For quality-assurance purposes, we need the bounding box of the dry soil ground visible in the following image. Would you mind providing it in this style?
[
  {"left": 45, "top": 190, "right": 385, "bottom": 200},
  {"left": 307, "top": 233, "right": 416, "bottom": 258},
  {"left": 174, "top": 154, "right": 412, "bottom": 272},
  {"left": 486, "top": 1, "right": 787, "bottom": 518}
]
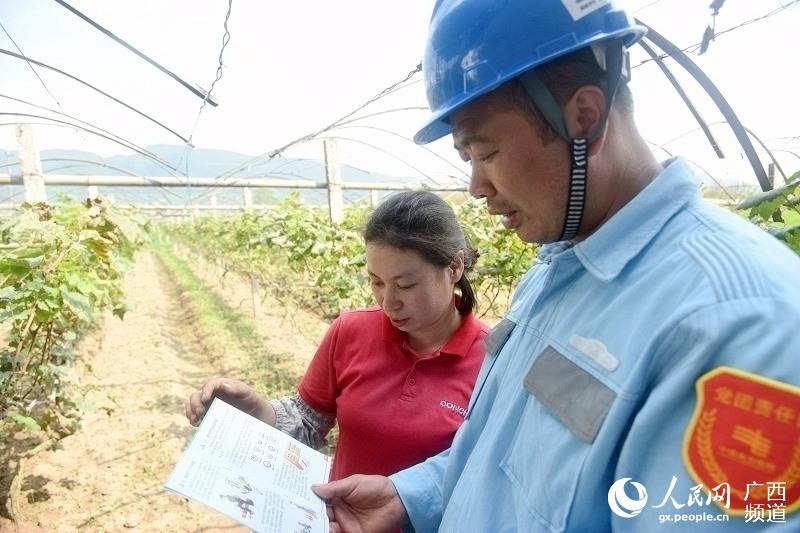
[{"left": 1, "top": 250, "right": 327, "bottom": 533}]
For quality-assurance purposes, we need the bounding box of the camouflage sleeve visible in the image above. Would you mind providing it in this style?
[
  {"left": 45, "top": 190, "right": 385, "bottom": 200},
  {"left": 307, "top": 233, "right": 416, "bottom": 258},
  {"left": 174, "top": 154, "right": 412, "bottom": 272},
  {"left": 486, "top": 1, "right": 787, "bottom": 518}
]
[{"left": 268, "top": 394, "right": 335, "bottom": 450}]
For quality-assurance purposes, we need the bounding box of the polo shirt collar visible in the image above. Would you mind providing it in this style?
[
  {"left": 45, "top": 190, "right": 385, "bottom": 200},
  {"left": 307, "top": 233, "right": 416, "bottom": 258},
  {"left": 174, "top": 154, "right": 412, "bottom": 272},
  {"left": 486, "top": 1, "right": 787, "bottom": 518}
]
[
  {"left": 542, "top": 157, "right": 699, "bottom": 282},
  {"left": 439, "top": 311, "right": 483, "bottom": 357},
  {"left": 380, "top": 309, "right": 482, "bottom": 358}
]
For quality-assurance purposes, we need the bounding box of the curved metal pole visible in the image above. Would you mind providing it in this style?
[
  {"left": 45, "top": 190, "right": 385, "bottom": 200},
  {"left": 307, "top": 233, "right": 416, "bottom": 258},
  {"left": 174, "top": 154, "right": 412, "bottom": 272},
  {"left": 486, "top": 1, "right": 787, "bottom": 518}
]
[
  {"left": 738, "top": 178, "right": 800, "bottom": 210},
  {"left": 636, "top": 20, "right": 772, "bottom": 191},
  {"left": 637, "top": 39, "right": 724, "bottom": 158},
  {"left": 0, "top": 48, "right": 189, "bottom": 143},
  {"left": 314, "top": 134, "right": 443, "bottom": 185},
  {"left": 52, "top": 0, "right": 218, "bottom": 106},
  {"left": 0, "top": 92, "right": 182, "bottom": 173},
  {"left": 645, "top": 139, "right": 674, "bottom": 158},
  {"left": 0, "top": 157, "right": 140, "bottom": 176},
  {"left": 771, "top": 149, "right": 800, "bottom": 163},
  {"left": 0, "top": 114, "right": 184, "bottom": 176},
  {"left": 331, "top": 124, "right": 469, "bottom": 183},
  {"left": 741, "top": 126, "right": 788, "bottom": 184},
  {"left": 652, "top": 119, "right": 789, "bottom": 184},
  {"left": 335, "top": 107, "right": 430, "bottom": 128}
]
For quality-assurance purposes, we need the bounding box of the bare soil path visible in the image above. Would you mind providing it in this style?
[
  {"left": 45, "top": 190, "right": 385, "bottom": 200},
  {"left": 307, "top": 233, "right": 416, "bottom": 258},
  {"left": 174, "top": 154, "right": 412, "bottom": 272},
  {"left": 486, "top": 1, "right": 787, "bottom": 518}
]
[{"left": 4, "top": 250, "right": 324, "bottom": 533}]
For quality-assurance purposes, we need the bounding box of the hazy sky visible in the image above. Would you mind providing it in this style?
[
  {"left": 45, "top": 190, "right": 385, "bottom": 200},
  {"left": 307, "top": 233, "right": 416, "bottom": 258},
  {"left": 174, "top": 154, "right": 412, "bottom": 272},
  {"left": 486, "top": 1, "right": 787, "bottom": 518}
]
[{"left": 1, "top": 0, "right": 798, "bottom": 185}]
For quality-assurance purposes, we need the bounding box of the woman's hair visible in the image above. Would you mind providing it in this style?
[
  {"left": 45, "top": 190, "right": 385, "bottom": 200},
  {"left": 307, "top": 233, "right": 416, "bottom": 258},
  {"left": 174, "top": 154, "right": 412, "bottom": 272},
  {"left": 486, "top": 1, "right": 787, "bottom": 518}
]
[{"left": 363, "top": 190, "right": 479, "bottom": 315}]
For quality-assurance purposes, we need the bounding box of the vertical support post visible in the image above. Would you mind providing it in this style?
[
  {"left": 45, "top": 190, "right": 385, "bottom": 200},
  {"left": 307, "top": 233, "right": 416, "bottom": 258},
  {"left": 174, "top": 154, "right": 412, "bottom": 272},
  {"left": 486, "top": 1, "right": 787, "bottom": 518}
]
[
  {"left": 88, "top": 185, "right": 99, "bottom": 200},
  {"left": 242, "top": 187, "right": 253, "bottom": 209},
  {"left": 324, "top": 139, "right": 344, "bottom": 223},
  {"left": 211, "top": 195, "right": 218, "bottom": 215},
  {"left": 767, "top": 163, "right": 775, "bottom": 189},
  {"left": 250, "top": 273, "right": 262, "bottom": 319},
  {"left": 216, "top": 256, "right": 226, "bottom": 285},
  {"left": 15, "top": 124, "right": 47, "bottom": 204},
  {"left": 370, "top": 189, "right": 380, "bottom": 208}
]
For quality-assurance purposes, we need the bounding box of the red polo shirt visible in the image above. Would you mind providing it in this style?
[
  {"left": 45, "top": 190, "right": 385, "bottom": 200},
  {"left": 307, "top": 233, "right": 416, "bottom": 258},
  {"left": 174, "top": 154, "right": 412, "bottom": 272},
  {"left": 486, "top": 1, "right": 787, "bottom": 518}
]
[{"left": 298, "top": 306, "right": 488, "bottom": 480}]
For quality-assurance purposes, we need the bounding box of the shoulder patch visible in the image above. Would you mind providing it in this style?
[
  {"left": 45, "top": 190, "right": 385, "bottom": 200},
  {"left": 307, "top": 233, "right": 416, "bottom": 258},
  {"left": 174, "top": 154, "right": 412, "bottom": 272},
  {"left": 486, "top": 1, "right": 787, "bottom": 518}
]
[
  {"left": 483, "top": 318, "right": 515, "bottom": 357},
  {"left": 683, "top": 367, "right": 800, "bottom": 515}
]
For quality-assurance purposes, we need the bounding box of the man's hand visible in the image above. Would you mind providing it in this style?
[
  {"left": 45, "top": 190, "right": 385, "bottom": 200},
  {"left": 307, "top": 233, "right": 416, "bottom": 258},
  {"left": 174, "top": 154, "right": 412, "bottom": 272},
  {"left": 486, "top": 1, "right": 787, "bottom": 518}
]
[
  {"left": 312, "top": 475, "right": 409, "bottom": 533},
  {"left": 185, "top": 377, "right": 274, "bottom": 426}
]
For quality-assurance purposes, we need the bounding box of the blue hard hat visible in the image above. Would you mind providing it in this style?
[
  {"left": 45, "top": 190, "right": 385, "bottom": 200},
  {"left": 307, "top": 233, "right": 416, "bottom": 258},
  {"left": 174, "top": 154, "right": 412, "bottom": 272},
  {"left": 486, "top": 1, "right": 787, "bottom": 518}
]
[{"left": 414, "top": 0, "right": 647, "bottom": 144}]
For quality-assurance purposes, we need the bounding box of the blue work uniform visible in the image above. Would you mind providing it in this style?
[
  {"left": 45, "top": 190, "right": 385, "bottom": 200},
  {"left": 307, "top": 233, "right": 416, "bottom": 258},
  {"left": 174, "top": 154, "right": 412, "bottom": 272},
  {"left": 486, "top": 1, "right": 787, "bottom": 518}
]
[{"left": 391, "top": 158, "right": 800, "bottom": 532}]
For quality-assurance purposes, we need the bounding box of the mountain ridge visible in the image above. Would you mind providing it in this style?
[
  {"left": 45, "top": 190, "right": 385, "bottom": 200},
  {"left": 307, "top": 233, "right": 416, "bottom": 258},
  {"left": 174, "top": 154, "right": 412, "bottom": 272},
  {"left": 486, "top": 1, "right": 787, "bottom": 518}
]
[{"left": 1, "top": 145, "right": 424, "bottom": 205}]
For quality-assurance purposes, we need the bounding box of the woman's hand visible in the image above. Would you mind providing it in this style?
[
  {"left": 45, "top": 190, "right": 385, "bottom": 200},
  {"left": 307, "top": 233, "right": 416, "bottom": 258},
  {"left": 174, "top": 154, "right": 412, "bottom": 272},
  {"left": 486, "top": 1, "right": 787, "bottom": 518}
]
[{"left": 185, "top": 377, "right": 275, "bottom": 426}]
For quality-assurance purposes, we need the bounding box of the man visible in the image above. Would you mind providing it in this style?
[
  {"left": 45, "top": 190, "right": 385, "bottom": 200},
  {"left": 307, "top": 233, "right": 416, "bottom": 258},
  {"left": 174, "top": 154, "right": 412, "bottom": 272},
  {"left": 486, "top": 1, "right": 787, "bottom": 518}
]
[{"left": 313, "top": 0, "right": 800, "bottom": 531}]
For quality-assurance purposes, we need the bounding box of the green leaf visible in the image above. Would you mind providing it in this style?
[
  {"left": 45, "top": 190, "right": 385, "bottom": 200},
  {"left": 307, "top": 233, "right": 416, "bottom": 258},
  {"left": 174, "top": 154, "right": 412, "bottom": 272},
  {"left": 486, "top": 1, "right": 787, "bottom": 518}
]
[
  {"left": 46, "top": 363, "right": 70, "bottom": 376},
  {"left": 2, "top": 255, "right": 44, "bottom": 268},
  {"left": 61, "top": 289, "right": 93, "bottom": 318},
  {"left": 43, "top": 286, "right": 60, "bottom": 297},
  {"left": 0, "top": 286, "right": 16, "bottom": 300},
  {"left": 34, "top": 307, "right": 53, "bottom": 323},
  {"left": 749, "top": 195, "right": 787, "bottom": 221},
  {"left": 112, "top": 303, "right": 129, "bottom": 319},
  {"left": 11, "top": 413, "right": 42, "bottom": 431},
  {"left": 13, "top": 247, "right": 47, "bottom": 259},
  {"left": 71, "top": 397, "right": 96, "bottom": 412},
  {"left": 78, "top": 229, "right": 102, "bottom": 241},
  {"left": 310, "top": 241, "right": 328, "bottom": 255}
]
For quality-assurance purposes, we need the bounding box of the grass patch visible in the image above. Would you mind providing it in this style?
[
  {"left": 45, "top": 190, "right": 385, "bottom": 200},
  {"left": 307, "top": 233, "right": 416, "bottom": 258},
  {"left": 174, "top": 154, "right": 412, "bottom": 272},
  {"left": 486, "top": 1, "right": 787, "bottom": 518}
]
[{"left": 150, "top": 240, "right": 302, "bottom": 399}]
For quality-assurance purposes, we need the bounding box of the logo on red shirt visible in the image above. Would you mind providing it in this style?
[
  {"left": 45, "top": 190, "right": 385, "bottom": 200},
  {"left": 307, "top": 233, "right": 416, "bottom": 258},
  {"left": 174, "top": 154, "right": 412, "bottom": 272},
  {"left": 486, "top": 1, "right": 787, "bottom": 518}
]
[{"left": 440, "top": 399, "right": 467, "bottom": 418}]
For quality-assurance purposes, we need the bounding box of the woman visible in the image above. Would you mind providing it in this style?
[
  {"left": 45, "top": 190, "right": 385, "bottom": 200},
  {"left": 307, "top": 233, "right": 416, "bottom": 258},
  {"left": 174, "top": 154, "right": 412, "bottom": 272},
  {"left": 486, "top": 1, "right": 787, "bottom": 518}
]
[{"left": 185, "top": 191, "right": 488, "bottom": 480}]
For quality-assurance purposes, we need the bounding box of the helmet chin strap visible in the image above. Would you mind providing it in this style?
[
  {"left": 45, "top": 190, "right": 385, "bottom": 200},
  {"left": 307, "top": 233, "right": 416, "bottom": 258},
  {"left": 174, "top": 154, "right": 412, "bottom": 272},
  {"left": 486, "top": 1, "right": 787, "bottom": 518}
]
[
  {"left": 519, "top": 42, "right": 625, "bottom": 242},
  {"left": 562, "top": 138, "right": 588, "bottom": 240}
]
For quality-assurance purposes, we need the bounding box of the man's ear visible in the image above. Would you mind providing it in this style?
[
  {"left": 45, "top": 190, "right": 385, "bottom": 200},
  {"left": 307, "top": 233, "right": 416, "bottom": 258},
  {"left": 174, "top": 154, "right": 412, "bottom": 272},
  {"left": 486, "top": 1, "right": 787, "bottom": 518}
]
[{"left": 564, "top": 85, "right": 607, "bottom": 155}]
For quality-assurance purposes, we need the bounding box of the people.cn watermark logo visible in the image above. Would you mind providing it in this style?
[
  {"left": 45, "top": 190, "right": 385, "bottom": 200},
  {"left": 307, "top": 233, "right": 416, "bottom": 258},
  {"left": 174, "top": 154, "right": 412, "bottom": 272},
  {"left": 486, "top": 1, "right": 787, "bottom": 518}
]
[{"left": 608, "top": 478, "right": 649, "bottom": 518}]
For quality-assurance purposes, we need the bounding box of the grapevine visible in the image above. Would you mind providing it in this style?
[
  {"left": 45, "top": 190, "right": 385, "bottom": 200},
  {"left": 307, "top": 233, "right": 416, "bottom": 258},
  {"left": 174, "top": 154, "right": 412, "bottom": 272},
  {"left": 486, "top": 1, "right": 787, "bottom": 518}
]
[{"left": 0, "top": 197, "right": 145, "bottom": 435}]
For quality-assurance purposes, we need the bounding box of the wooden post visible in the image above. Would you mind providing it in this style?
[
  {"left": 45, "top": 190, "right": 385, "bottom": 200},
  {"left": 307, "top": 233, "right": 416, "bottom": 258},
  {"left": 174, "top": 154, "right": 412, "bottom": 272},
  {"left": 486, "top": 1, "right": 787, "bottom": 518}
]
[
  {"left": 242, "top": 187, "right": 253, "bottom": 209},
  {"left": 370, "top": 189, "right": 380, "bottom": 208},
  {"left": 15, "top": 124, "right": 47, "bottom": 203},
  {"left": 216, "top": 257, "right": 226, "bottom": 284},
  {"left": 250, "top": 273, "right": 262, "bottom": 319},
  {"left": 767, "top": 163, "right": 775, "bottom": 189},
  {"left": 324, "top": 139, "right": 343, "bottom": 223},
  {"left": 211, "top": 195, "right": 218, "bottom": 215}
]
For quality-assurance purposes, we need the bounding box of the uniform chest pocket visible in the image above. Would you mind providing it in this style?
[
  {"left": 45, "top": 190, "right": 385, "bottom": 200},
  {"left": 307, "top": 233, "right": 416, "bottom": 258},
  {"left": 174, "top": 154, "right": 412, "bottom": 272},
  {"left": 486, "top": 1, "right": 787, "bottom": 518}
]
[{"left": 500, "top": 345, "right": 617, "bottom": 532}]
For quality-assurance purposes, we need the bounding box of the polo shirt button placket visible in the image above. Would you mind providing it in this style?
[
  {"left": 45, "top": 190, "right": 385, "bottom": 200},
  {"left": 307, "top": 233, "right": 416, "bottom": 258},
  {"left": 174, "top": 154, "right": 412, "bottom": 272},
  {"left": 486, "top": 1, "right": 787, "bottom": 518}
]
[{"left": 400, "top": 373, "right": 417, "bottom": 400}]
